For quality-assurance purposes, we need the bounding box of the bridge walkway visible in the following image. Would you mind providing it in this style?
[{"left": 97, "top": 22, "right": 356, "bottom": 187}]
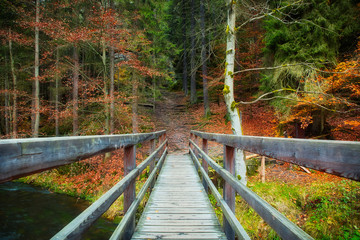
[{"left": 132, "top": 154, "right": 226, "bottom": 240}]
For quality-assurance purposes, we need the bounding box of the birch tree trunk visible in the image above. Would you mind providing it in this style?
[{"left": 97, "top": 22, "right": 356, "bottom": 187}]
[
  {"left": 72, "top": 45, "right": 79, "bottom": 136},
  {"left": 224, "top": 0, "right": 247, "bottom": 185},
  {"left": 200, "top": 0, "right": 210, "bottom": 117},
  {"left": 33, "top": 0, "right": 40, "bottom": 137},
  {"left": 9, "top": 28, "right": 17, "bottom": 138}
]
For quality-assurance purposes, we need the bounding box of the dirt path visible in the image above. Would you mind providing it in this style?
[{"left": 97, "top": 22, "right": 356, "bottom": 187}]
[{"left": 154, "top": 91, "right": 192, "bottom": 154}]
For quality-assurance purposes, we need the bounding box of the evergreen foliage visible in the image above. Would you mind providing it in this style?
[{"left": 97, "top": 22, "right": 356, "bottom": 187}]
[{"left": 261, "top": 0, "right": 360, "bottom": 118}]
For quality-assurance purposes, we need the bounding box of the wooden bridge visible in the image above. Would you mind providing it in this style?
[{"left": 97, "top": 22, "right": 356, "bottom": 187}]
[{"left": 1, "top": 130, "right": 359, "bottom": 239}]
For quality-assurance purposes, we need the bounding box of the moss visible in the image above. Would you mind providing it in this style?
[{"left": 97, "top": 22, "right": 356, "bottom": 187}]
[
  {"left": 223, "top": 85, "right": 230, "bottom": 95},
  {"left": 231, "top": 101, "right": 237, "bottom": 111}
]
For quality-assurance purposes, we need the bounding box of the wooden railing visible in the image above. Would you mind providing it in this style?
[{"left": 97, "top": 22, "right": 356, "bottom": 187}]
[
  {"left": 189, "top": 130, "right": 360, "bottom": 240},
  {"left": 0, "top": 130, "right": 167, "bottom": 240}
]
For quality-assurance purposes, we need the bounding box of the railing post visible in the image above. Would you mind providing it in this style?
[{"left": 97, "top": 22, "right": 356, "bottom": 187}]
[
  {"left": 194, "top": 134, "right": 198, "bottom": 156},
  {"left": 223, "top": 145, "right": 235, "bottom": 240},
  {"left": 202, "top": 138, "right": 209, "bottom": 193},
  {"left": 189, "top": 133, "right": 193, "bottom": 152},
  {"left": 123, "top": 145, "right": 136, "bottom": 240},
  {"left": 149, "top": 139, "right": 156, "bottom": 188}
]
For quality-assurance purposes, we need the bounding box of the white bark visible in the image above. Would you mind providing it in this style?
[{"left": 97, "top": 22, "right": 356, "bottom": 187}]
[{"left": 224, "top": 0, "right": 247, "bottom": 185}]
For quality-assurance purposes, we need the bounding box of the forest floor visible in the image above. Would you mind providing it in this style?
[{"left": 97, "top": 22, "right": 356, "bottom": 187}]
[
  {"left": 150, "top": 90, "right": 360, "bottom": 239},
  {"left": 152, "top": 90, "right": 342, "bottom": 185},
  {"left": 153, "top": 91, "right": 192, "bottom": 153}
]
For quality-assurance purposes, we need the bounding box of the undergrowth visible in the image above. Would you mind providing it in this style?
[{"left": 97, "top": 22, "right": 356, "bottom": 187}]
[
  {"left": 235, "top": 179, "right": 360, "bottom": 239},
  {"left": 19, "top": 148, "right": 152, "bottom": 222}
]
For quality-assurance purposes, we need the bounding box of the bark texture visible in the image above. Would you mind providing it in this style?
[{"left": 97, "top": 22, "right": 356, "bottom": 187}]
[{"left": 224, "top": 0, "right": 247, "bottom": 184}]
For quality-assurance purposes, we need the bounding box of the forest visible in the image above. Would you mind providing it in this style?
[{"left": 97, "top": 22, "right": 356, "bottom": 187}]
[
  {"left": 0, "top": 0, "right": 359, "bottom": 140},
  {"left": 0, "top": 0, "right": 359, "bottom": 239}
]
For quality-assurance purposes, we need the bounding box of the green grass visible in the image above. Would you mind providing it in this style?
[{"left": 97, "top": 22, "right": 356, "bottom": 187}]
[{"left": 235, "top": 179, "right": 360, "bottom": 239}]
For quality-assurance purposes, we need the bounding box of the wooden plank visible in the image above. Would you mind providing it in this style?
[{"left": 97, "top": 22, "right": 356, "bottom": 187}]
[
  {"left": 110, "top": 148, "right": 168, "bottom": 240},
  {"left": 140, "top": 213, "right": 218, "bottom": 220},
  {"left": 190, "top": 140, "right": 314, "bottom": 240},
  {"left": 190, "top": 148, "right": 250, "bottom": 240},
  {"left": 138, "top": 219, "right": 221, "bottom": 226},
  {"left": 132, "top": 154, "right": 226, "bottom": 240},
  {"left": 132, "top": 232, "right": 227, "bottom": 240},
  {"left": 223, "top": 145, "right": 235, "bottom": 240},
  {"left": 138, "top": 226, "right": 223, "bottom": 232},
  {"left": 0, "top": 130, "right": 166, "bottom": 183},
  {"left": 146, "top": 208, "right": 213, "bottom": 214},
  {"left": 123, "top": 145, "right": 136, "bottom": 239},
  {"left": 202, "top": 138, "right": 209, "bottom": 193},
  {"left": 191, "top": 130, "right": 360, "bottom": 181},
  {"left": 146, "top": 202, "right": 212, "bottom": 208}
]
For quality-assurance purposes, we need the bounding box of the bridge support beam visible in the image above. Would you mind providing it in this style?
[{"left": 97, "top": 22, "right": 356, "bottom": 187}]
[
  {"left": 124, "top": 145, "right": 136, "bottom": 240},
  {"left": 223, "top": 145, "right": 235, "bottom": 240}
]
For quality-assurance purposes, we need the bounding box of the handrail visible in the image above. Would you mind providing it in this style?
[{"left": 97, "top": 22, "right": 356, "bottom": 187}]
[
  {"left": 0, "top": 130, "right": 166, "bottom": 183},
  {"left": 191, "top": 130, "right": 360, "bottom": 181},
  {"left": 51, "top": 135, "right": 167, "bottom": 240},
  {"left": 110, "top": 147, "right": 167, "bottom": 240},
  {"left": 189, "top": 138, "right": 313, "bottom": 240},
  {"left": 189, "top": 148, "right": 250, "bottom": 240}
]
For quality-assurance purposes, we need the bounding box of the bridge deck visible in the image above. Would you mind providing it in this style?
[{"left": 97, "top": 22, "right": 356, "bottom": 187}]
[{"left": 132, "top": 154, "right": 226, "bottom": 240}]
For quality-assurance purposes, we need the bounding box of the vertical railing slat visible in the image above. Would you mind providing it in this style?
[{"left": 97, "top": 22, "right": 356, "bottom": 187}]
[
  {"left": 223, "top": 145, "right": 236, "bottom": 240},
  {"left": 123, "top": 145, "right": 136, "bottom": 240},
  {"left": 202, "top": 138, "right": 209, "bottom": 193},
  {"left": 149, "top": 139, "right": 156, "bottom": 188}
]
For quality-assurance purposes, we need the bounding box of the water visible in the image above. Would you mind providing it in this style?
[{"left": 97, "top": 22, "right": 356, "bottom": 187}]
[{"left": 0, "top": 182, "right": 117, "bottom": 240}]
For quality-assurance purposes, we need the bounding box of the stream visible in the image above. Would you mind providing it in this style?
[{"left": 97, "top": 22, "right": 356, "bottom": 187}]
[{"left": 0, "top": 182, "right": 117, "bottom": 240}]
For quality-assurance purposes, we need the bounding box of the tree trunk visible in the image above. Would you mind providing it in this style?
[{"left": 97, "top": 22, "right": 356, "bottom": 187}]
[
  {"left": 132, "top": 73, "right": 139, "bottom": 133},
  {"left": 224, "top": 0, "right": 247, "bottom": 185},
  {"left": 9, "top": 28, "right": 17, "bottom": 138},
  {"left": 55, "top": 47, "right": 60, "bottom": 136},
  {"left": 103, "top": 38, "right": 111, "bottom": 161},
  {"left": 33, "top": 0, "right": 40, "bottom": 137},
  {"left": 4, "top": 57, "right": 10, "bottom": 137},
  {"left": 110, "top": 45, "right": 115, "bottom": 134},
  {"left": 182, "top": 0, "right": 188, "bottom": 95},
  {"left": 102, "top": 40, "right": 110, "bottom": 136},
  {"left": 200, "top": 0, "right": 210, "bottom": 117},
  {"left": 190, "top": 0, "right": 197, "bottom": 104},
  {"left": 73, "top": 45, "right": 79, "bottom": 136}
]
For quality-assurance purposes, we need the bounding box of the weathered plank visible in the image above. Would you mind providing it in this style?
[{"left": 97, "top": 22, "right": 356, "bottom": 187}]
[
  {"left": 190, "top": 148, "right": 250, "bottom": 240},
  {"left": 123, "top": 145, "right": 136, "bottom": 239},
  {"left": 190, "top": 140, "right": 313, "bottom": 240},
  {"left": 110, "top": 148, "right": 168, "bottom": 240},
  {"left": 0, "top": 130, "right": 166, "bottom": 183},
  {"left": 191, "top": 130, "right": 360, "bottom": 181},
  {"left": 131, "top": 232, "right": 227, "bottom": 240},
  {"left": 223, "top": 145, "right": 236, "bottom": 240},
  {"left": 132, "top": 154, "right": 226, "bottom": 240},
  {"left": 138, "top": 225, "right": 223, "bottom": 232}
]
